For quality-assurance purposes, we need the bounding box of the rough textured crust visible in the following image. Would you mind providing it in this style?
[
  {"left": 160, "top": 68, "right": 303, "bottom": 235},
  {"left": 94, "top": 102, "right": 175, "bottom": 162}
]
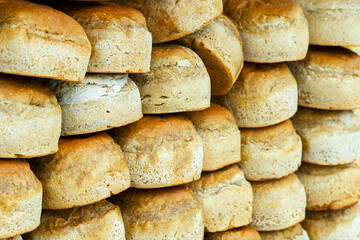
[
  {"left": 110, "top": 0, "right": 223, "bottom": 43},
  {"left": 214, "top": 63, "right": 298, "bottom": 128},
  {"left": 302, "top": 201, "right": 360, "bottom": 240},
  {"left": 205, "top": 226, "right": 261, "bottom": 240},
  {"left": 177, "top": 15, "right": 243, "bottom": 95},
  {"left": 250, "top": 174, "right": 306, "bottom": 231},
  {"left": 260, "top": 224, "right": 310, "bottom": 240},
  {"left": 224, "top": 0, "right": 308, "bottom": 63},
  {"left": 185, "top": 103, "right": 241, "bottom": 171},
  {"left": 130, "top": 44, "right": 211, "bottom": 114},
  {"left": 0, "top": 74, "right": 61, "bottom": 158},
  {"left": 288, "top": 47, "right": 360, "bottom": 110},
  {"left": 44, "top": 74, "right": 143, "bottom": 136},
  {"left": 57, "top": 2, "right": 152, "bottom": 73},
  {"left": 292, "top": 108, "right": 360, "bottom": 165},
  {"left": 24, "top": 200, "right": 126, "bottom": 240},
  {"left": 239, "top": 120, "right": 302, "bottom": 181},
  {"left": 113, "top": 115, "right": 203, "bottom": 188},
  {"left": 295, "top": 0, "right": 360, "bottom": 45},
  {"left": 33, "top": 132, "right": 130, "bottom": 210},
  {"left": 0, "top": 159, "right": 42, "bottom": 238},
  {"left": 296, "top": 161, "right": 360, "bottom": 211},
  {"left": 187, "top": 165, "right": 253, "bottom": 232},
  {"left": 112, "top": 187, "right": 205, "bottom": 240},
  {"left": 0, "top": 0, "right": 91, "bottom": 82}
]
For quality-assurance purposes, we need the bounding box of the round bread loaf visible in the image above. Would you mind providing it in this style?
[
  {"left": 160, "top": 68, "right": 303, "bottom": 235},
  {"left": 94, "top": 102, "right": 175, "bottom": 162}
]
[
  {"left": 44, "top": 74, "right": 142, "bottom": 136},
  {"left": 113, "top": 115, "right": 203, "bottom": 188},
  {"left": 295, "top": 0, "right": 360, "bottom": 46},
  {"left": 292, "top": 108, "right": 360, "bottom": 165},
  {"left": 239, "top": 120, "right": 302, "bottom": 181},
  {"left": 260, "top": 224, "right": 309, "bottom": 240},
  {"left": 0, "top": 74, "right": 61, "bottom": 158},
  {"left": 110, "top": 0, "right": 222, "bottom": 43},
  {"left": 57, "top": 2, "right": 152, "bottom": 73},
  {"left": 0, "top": 159, "right": 42, "bottom": 238},
  {"left": 205, "top": 226, "right": 261, "bottom": 240},
  {"left": 224, "top": 0, "right": 308, "bottom": 63},
  {"left": 250, "top": 173, "right": 306, "bottom": 231},
  {"left": 187, "top": 165, "right": 253, "bottom": 232},
  {"left": 24, "top": 200, "right": 125, "bottom": 240},
  {"left": 130, "top": 44, "right": 211, "bottom": 114},
  {"left": 0, "top": 0, "right": 91, "bottom": 82},
  {"left": 288, "top": 47, "right": 360, "bottom": 110},
  {"left": 214, "top": 63, "right": 298, "bottom": 128},
  {"left": 296, "top": 161, "right": 360, "bottom": 211},
  {"left": 33, "top": 132, "right": 130, "bottom": 209},
  {"left": 302, "top": 201, "right": 360, "bottom": 240},
  {"left": 185, "top": 103, "right": 241, "bottom": 171},
  {"left": 111, "top": 186, "right": 204, "bottom": 240},
  {"left": 177, "top": 15, "right": 243, "bottom": 95}
]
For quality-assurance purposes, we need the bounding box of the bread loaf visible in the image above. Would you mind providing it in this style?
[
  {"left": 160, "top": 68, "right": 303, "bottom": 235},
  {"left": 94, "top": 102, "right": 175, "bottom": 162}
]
[
  {"left": 110, "top": 0, "right": 222, "bottom": 43},
  {"left": 130, "top": 45, "right": 211, "bottom": 114},
  {"left": 214, "top": 63, "right": 298, "bottom": 128},
  {"left": 0, "top": 159, "right": 42, "bottom": 238},
  {"left": 57, "top": 2, "right": 152, "bottom": 73},
  {"left": 187, "top": 165, "right": 253, "bottom": 232},
  {"left": 113, "top": 115, "right": 203, "bottom": 188},
  {"left": 177, "top": 15, "right": 243, "bottom": 95},
  {"left": 0, "top": 0, "right": 91, "bottom": 82},
  {"left": 0, "top": 73, "right": 61, "bottom": 158},
  {"left": 33, "top": 132, "right": 130, "bottom": 209},
  {"left": 185, "top": 103, "right": 241, "bottom": 171},
  {"left": 112, "top": 187, "right": 205, "bottom": 240},
  {"left": 224, "top": 0, "right": 308, "bottom": 63}
]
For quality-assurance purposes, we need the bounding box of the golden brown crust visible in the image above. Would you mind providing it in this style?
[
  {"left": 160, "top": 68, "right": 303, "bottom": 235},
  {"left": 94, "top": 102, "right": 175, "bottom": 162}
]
[
  {"left": 57, "top": 2, "right": 146, "bottom": 27},
  {"left": 36, "top": 200, "right": 118, "bottom": 231},
  {"left": 149, "top": 44, "right": 200, "bottom": 68},
  {"left": 186, "top": 103, "right": 237, "bottom": 128},
  {"left": 0, "top": 158, "right": 30, "bottom": 174},
  {"left": 0, "top": 0, "right": 90, "bottom": 47},
  {"left": 0, "top": 73, "right": 58, "bottom": 106},
  {"left": 112, "top": 186, "right": 204, "bottom": 239},
  {"left": 116, "top": 186, "right": 194, "bottom": 209},
  {"left": 237, "top": 63, "right": 295, "bottom": 95},
  {"left": 205, "top": 226, "right": 261, "bottom": 240},
  {"left": 34, "top": 132, "right": 130, "bottom": 209},
  {"left": 56, "top": 132, "right": 118, "bottom": 153},
  {"left": 111, "top": 0, "right": 222, "bottom": 43},
  {"left": 298, "top": 161, "right": 358, "bottom": 176},
  {"left": 115, "top": 115, "right": 196, "bottom": 141},
  {"left": 296, "top": 161, "right": 360, "bottom": 211},
  {"left": 241, "top": 119, "right": 295, "bottom": 142},
  {"left": 0, "top": 159, "right": 42, "bottom": 238},
  {"left": 0, "top": 159, "right": 42, "bottom": 196},
  {"left": 225, "top": 0, "right": 302, "bottom": 23},
  {"left": 251, "top": 173, "right": 298, "bottom": 194},
  {"left": 304, "top": 46, "right": 360, "bottom": 72},
  {"left": 0, "top": 159, "right": 42, "bottom": 198},
  {"left": 176, "top": 14, "right": 243, "bottom": 95}
]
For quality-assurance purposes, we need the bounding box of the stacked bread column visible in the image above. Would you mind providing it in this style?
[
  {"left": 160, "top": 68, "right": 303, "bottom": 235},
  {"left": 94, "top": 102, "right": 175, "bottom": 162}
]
[
  {"left": 0, "top": 0, "right": 90, "bottom": 238},
  {"left": 0, "top": 1, "right": 152, "bottom": 239},
  {"left": 209, "top": 0, "right": 310, "bottom": 238},
  {"left": 284, "top": 1, "right": 360, "bottom": 237},
  {"left": 90, "top": 0, "right": 257, "bottom": 238}
]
